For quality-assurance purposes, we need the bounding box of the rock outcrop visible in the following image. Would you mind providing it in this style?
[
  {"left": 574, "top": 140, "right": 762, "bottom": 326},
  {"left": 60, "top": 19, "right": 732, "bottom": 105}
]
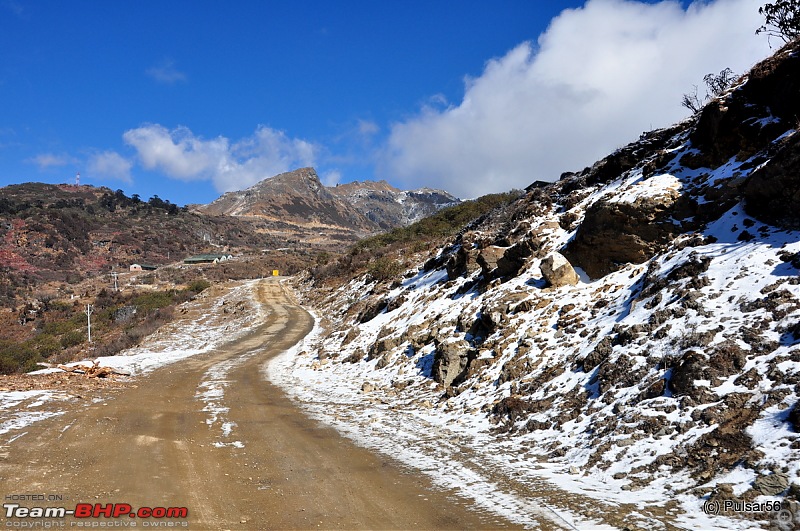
[
  {"left": 689, "top": 41, "right": 800, "bottom": 170},
  {"left": 563, "top": 185, "right": 697, "bottom": 279},
  {"left": 476, "top": 246, "right": 505, "bottom": 277},
  {"left": 293, "top": 39, "right": 800, "bottom": 529},
  {"left": 431, "top": 338, "right": 475, "bottom": 387},
  {"left": 445, "top": 246, "right": 481, "bottom": 280},
  {"left": 744, "top": 133, "right": 800, "bottom": 229},
  {"left": 539, "top": 253, "right": 579, "bottom": 287},
  {"left": 495, "top": 239, "right": 539, "bottom": 279},
  {"left": 753, "top": 472, "right": 790, "bottom": 496}
]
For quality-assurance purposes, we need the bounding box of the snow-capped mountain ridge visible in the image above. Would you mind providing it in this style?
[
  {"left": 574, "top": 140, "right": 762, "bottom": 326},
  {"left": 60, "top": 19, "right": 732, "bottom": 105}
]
[
  {"left": 327, "top": 179, "right": 460, "bottom": 229},
  {"left": 197, "top": 168, "right": 460, "bottom": 233}
]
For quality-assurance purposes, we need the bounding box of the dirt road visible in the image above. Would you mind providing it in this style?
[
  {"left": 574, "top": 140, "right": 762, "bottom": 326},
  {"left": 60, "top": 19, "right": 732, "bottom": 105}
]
[{"left": 0, "top": 280, "right": 518, "bottom": 530}]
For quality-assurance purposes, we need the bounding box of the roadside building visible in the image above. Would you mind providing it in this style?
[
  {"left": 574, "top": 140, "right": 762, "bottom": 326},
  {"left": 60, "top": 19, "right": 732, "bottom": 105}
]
[
  {"left": 129, "top": 263, "right": 158, "bottom": 272},
  {"left": 183, "top": 254, "right": 233, "bottom": 265}
]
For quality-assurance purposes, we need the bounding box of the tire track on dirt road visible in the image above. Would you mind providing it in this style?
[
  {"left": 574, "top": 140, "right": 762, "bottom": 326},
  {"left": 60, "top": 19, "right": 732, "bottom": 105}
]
[{"left": 0, "top": 279, "right": 520, "bottom": 530}]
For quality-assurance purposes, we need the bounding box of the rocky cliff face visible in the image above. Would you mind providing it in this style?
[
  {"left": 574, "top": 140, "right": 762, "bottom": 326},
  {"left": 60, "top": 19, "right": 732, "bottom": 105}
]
[
  {"left": 287, "top": 41, "right": 800, "bottom": 529},
  {"left": 197, "top": 168, "right": 377, "bottom": 234},
  {"left": 327, "top": 180, "right": 459, "bottom": 230}
]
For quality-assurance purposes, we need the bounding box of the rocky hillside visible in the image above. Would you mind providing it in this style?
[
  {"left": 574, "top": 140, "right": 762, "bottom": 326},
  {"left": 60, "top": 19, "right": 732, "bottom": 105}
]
[
  {"left": 0, "top": 184, "right": 311, "bottom": 307},
  {"left": 327, "top": 179, "right": 459, "bottom": 230},
  {"left": 196, "top": 167, "right": 459, "bottom": 237},
  {"left": 287, "top": 41, "right": 800, "bottom": 529},
  {"left": 197, "top": 168, "right": 375, "bottom": 234}
]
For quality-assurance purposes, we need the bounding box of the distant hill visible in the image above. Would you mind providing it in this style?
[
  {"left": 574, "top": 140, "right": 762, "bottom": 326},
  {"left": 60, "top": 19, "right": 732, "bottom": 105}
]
[
  {"left": 195, "top": 167, "right": 460, "bottom": 233},
  {"left": 0, "top": 184, "right": 289, "bottom": 305},
  {"left": 0, "top": 173, "right": 460, "bottom": 309},
  {"left": 195, "top": 168, "right": 377, "bottom": 242},
  {"left": 327, "top": 179, "right": 459, "bottom": 230}
]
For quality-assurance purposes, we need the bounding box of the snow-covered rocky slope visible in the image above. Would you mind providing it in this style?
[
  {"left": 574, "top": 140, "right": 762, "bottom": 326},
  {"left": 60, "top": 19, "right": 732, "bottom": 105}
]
[{"left": 272, "top": 42, "right": 800, "bottom": 530}]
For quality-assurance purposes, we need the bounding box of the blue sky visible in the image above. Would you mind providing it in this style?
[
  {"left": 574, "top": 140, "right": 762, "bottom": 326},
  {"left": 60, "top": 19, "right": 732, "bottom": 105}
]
[{"left": 0, "top": 0, "right": 773, "bottom": 205}]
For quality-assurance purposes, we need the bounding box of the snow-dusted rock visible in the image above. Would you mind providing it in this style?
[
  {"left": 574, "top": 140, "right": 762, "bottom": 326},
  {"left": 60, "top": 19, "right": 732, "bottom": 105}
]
[
  {"left": 431, "top": 338, "right": 474, "bottom": 387},
  {"left": 754, "top": 472, "right": 790, "bottom": 496},
  {"left": 539, "top": 252, "right": 579, "bottom": 287}
]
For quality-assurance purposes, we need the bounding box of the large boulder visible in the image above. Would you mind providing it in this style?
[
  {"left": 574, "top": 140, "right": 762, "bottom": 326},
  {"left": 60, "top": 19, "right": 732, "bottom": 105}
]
[
  {"left": 472, "top": 240, "right": 541, "bottom": 281},
  {"left": 357, "top": 298, "right": 388, "bottom": 323},
  {"left": 476, "top": 246, "right": 505, "bottom": 277},
  {"left": 753, "top": 472, "right": 790, "bottom": 496},
  {"left": 367, "top": 336, "right": 400, "bottom": 360},
  {"left": 540, "top": 253, "right": 579, "bottom": 287},
  {"left": 446, "top": 246, "right": 481, "bottom": 280},
  {"left": 788, "top": 402, "right": 800, "bottom": 433},
  {"left": 668, "top": 350, "right": 714, "bottom": 403},
  {"left": 431, "top": 338, "right": 476, "bottom": 387},
  {"left": 495, "top": 239, "right": 539, "bottom": 279},
  {"left": 464, "top": 303, "right": 508, "bottom": 344},
  {"left": 563, "top": 186, "right": 696, "bottom": 279}
]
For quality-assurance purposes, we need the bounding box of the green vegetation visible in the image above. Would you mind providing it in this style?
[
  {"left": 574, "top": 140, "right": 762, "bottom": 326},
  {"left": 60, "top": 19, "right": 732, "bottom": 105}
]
[
  {"left": 367, "top": 256, "right": 404, "bottom": 281},
  {"left": 0, "top": 282, "right": 213, "bottom": 375},
  {"left": 313, "top": 191, "right": 521, "bottom": 283},
  {"left": 0, "top": 341, "right": 38, "bottom": 373},
  {"left": 353, "top": 192, "right": 519, "bottom": 253},
  {"left": 187, "top": 279, "right": 212, "bottom": 293},
  {"left": 130, "top": 291, "right": 176, "bottom": 313},
  {"left": 60, "top": 330, "right": 85, "bottom": 349}
]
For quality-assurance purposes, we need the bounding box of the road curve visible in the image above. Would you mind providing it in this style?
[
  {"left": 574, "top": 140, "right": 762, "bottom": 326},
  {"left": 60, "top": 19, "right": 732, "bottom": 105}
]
[{"left": 0, "top": 279, "right": 519, "bottom": 530}]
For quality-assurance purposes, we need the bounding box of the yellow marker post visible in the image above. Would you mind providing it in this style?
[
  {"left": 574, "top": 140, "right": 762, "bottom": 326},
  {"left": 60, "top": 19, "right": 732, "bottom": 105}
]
[{"left": 272, "top": 270, "right": 279, "bottom": 276}]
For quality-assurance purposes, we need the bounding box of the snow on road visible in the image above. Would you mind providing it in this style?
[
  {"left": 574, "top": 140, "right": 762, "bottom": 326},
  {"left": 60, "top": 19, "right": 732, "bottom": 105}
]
[
  {"left": 267, "top": 312, "right": 604, "bottom": 530},
  {"left": 0, "top": 279, "right": 264, "bottom": 442},
  {"left": 266, "top": 301, "right": 763, "bottom": 531},
  {"left": 1, "top": 266, "right": 788, "bottom": 529}
]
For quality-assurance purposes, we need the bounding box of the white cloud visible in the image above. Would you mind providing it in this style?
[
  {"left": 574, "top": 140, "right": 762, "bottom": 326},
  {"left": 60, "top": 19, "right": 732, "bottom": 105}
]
[
  {"left": 146, "top": 59, "right": 187, "bottom": 85},
  {"left": 380, "top": 0, "right": 772, "bottom": 198},
  {"left": 28, "top": 153, "right": 76, "bottom": 170},
  {"left": 87, "top": 151, "right": 133, "bottom": 183},
  {"left": 321, "top": 170, "right": 342, "bottom": 187},
  {"left": 123, "top": 124, "right": 316, "bottom": 192},
  {"left": 357, "top": 120, "right": 380, "bottom": 137},
  {"left": 124, "top": 125, "right": 228, "bottom": 180}
]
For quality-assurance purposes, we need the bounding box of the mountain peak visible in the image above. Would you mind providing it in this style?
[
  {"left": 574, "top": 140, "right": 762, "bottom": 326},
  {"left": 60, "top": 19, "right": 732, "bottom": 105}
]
[
  {"left": 247, "top": 167, "right": 324, "bottom": 197},
  {"left": 197, "top": 168, "right": 461, "bottom": 234}
]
